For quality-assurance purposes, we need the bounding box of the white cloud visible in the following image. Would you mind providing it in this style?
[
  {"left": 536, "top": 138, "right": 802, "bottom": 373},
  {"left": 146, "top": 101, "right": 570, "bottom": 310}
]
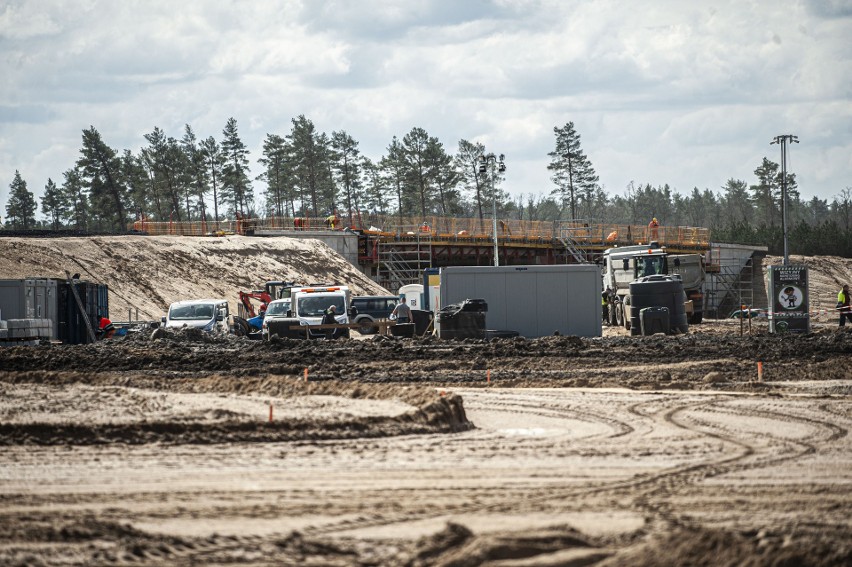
[{"left": 1, "top": 0, "right": 850, "bottom": 213}]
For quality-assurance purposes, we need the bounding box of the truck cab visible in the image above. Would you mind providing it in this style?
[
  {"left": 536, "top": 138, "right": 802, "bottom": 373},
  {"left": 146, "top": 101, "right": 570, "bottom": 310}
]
[{"left": 289, "top": 286, "right": 352, "bottom": 339}]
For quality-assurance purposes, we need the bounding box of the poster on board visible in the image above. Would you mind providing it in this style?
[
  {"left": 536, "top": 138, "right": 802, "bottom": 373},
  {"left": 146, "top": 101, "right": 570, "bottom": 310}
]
[{"left": 768, "top": 265, "right": 810, "bottom": 334}]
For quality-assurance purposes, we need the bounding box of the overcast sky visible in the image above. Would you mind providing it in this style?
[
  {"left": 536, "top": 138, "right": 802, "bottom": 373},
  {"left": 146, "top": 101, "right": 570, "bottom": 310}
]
[{"left": 1, "top": 0, "right": 850, "bottom": 219}]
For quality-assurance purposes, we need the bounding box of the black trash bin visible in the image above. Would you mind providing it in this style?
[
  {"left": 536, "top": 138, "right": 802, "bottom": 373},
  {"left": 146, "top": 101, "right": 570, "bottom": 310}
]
[
  {"left": 390, "top": 323, "right": 415, "bottom": 338},
  {"left": 438, "top": 300, "right": 487, "bottom": 339},
  {"left": 410, "top": 309, "right": 434, "bottom": 337}
]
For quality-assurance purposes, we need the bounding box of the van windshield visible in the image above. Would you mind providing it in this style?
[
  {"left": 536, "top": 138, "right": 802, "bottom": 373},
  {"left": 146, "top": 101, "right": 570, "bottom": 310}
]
[
  {"left": 298, "top": 295, "right": 345, "bottom": 317},
  {"left": 266, "top": 301, "right": 290, "bottom": 316},
  {"left": 170, "top": 304, "right": 215, "bottom": 320}
]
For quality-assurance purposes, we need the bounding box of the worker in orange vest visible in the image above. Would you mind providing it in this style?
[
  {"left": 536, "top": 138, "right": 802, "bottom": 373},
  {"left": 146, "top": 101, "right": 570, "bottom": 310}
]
[{"left": 648, "top": 217, "right": 660, "bottom": 241}]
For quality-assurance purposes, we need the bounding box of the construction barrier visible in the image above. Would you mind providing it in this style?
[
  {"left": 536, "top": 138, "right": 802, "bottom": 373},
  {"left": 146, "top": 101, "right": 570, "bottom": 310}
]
[{"left": 129, "top": 215, "right": 711, "bottom": 249}]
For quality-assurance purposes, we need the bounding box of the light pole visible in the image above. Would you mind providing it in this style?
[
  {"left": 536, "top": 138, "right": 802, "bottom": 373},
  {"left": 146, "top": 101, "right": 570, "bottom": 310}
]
[
  {"left": 770, "top": 134, "right": 799, "bottom": 266},
  {"left": 479, "top": 153, "right": 506, "bottom": 267}
]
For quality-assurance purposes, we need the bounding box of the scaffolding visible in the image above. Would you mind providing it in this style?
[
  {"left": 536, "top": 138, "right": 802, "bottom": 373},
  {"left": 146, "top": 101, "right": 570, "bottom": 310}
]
[
  {"left": 377, "top": 233, "right": 432, "bottom": 293},
  {"left": 706, "top": 253, "right": 762, "bottom": 318}
]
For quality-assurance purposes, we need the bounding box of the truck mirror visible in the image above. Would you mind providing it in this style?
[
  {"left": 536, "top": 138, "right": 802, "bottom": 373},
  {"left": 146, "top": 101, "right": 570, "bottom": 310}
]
[
  {"left": 161, "top": 316, "right": 166, "bottom": 324},
  {"left": 622, "top": 259, "right": 629, "bottom": 271},
  {"left": 286, "top": 310, "right": 293, "bottom": 317},
  {"left": 349, "top": 306, "right": 358, "bottom": 317},
  {"left": 216, "top": 314, "right": 224, "bottom": 321},
  {"left": 673, "top": 258, "right": 681, "bottom": 268}
]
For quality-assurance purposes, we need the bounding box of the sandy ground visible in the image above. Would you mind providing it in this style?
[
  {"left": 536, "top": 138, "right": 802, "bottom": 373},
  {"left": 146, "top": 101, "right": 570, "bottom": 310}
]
[
  {"left": 1, "top": 237, "right": 851, "bottom": 565},
  {"left": 2, "top": 319, "right": 852, "bottom": 566}
]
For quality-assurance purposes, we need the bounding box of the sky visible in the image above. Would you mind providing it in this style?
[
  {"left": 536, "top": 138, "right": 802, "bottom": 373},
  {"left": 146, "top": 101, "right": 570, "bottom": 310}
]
[{"left": 1, "top": 0, "right": 851, "bottom": 219}]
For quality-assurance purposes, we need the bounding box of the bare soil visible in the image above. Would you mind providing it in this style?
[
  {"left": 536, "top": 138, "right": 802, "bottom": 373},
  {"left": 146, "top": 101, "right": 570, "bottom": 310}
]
[{"left": 1, "top": 237, "right": 851, "bottom": 566}]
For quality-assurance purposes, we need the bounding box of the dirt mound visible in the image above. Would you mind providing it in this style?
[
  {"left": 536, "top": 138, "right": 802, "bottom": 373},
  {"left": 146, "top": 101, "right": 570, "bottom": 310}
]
[
  {"left": 0, "top": 373, "right": 472, "bottom": 446},
  {"left": 0, "top": 235, "right": 387, "bottom": 320}
]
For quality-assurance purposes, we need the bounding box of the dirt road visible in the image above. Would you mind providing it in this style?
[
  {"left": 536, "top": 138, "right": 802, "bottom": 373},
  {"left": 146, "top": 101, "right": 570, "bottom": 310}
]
[{"left": 2, "top": 320, "right": 851, "bottom": 565}]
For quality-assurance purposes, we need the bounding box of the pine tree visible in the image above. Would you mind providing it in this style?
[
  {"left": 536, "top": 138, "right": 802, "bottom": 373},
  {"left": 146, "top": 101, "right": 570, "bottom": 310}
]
[
  {"left": 41, "top": 178, "right": 68, "bottom": 230},
  {"left": 425, "top": 137, "right": 460, "bottom": 218},
  {"left": 76, "top": 126, "right": 129, "bottom": 230},
  {"left": 331, "top": 130, "right": 362, "bottom": 227},
  {"left": 455, "top": 139, "right": 488, "bottom": 225},
  {"left": 360, "top": 156, "right": 390, "bottom": 216},
  {"left": 62, "top": 168, "right": 88, "bottom": 230},
  {"left": 257, "top": 133, "right": 291, "bottom": 218},
  {"left": 181, "top": 124, "right": 210, "bottom": 221},
  {"left": 5, "top": 170, "right": 37, "bottom": 229},
  {"left": 220, "top": 117, "right": 253, "bottom": 217},
  {"left": 142, "top": 127, "right": 186, "bottom": 221},
  {"left": 380, "top": 136, "right": 408, "bottom": 218},
  {"left": 547, "top": 122, "right": 599, "bottom": 221},
  {"left": 288, "top": 115, "right": 331, "bottom": 217},
  {"left": 200, "top": 136, "right": 224, "bottom": 226},
  {"left": 120, "top": 150, "right": 152, "bottom": 221},
  {"left": 401, "top": 127, "right": 434, "bottom": 218}
]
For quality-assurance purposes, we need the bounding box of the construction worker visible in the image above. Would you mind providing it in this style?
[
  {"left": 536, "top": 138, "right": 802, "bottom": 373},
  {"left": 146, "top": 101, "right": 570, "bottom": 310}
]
[
  {"left": 97, "top": 315, "right": 115, "bottom": 340},
  {"left": 648, "top": 217, "right": 660, "bottom": 242},
  {"left": 601, "top": 290, "right": 610, "bottom": 326},
  {"left": 390, "top": 296, "right": 412, "bottom": 324},
  {"left": 837, "top": 284, "right": 851, "bottom": 327},
  {"left": 322, "top": 305, "right": 338, "bottom": 339}
]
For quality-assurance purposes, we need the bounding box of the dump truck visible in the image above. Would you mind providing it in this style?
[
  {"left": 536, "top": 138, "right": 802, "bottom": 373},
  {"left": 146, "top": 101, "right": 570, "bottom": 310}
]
[{"left": 603, "top": 243, "right": 705, "bottom": 329}]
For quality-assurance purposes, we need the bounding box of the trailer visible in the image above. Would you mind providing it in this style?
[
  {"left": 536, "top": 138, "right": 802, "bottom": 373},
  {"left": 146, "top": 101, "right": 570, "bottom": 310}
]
[{"left": 438, "top": 265, "right": 602, "bottom": 338}]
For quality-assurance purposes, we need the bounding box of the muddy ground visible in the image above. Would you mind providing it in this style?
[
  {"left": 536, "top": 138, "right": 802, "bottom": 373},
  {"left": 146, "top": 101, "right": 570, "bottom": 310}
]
[{"left": 2, "top": 319, "right": 851, "bottom": 566}]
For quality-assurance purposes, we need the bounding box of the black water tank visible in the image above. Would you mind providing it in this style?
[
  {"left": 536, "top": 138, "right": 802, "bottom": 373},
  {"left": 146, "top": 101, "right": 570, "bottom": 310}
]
[
  {"left": 437, "top": 301, "right": 486, "bottom": 339},
  {"left": 629, "top": 275, "right": 689, "bottom": 335}
]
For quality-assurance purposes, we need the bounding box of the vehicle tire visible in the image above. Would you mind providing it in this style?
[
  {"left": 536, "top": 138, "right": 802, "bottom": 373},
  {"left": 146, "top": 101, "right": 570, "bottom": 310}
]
[
  {"left": 615, "top": 303, "right": 624, "bottom": 327},
  {"left": 233, "top": 316, "right": 250, "bottom": 337},
  {"left": 358, "top": 317, "right": 376, "bottom": 335},
  {"left": 608, "top": 303, "right": 618, "bottom": 326},
  {"left": 689, "top": 311, "right": 703, "bottom": 324}
]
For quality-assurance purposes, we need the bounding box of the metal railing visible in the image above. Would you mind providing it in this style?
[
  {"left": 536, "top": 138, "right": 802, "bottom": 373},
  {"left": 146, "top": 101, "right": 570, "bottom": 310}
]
[{"left": 130, "top": 215, "right": 711, "bottom": 249}]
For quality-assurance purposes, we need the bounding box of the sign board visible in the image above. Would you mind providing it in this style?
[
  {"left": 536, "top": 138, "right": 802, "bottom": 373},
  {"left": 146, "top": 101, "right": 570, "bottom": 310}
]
[{"left": 768, "top": 265, "right": 809, "bottom": 333}]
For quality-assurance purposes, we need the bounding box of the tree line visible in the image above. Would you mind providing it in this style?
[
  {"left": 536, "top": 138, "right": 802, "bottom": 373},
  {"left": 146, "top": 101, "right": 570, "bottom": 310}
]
[{"left": 3, "top": 118, "right": 852, "bottom": 257}]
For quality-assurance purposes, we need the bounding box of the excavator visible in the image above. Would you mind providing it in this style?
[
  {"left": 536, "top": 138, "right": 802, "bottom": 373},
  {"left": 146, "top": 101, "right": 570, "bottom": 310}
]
[{"left": 235, "top": 281, "right": 295, "bottom": 336}]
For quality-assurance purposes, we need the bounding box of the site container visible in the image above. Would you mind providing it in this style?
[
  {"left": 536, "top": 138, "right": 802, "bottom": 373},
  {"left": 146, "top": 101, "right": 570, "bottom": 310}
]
[
  {"left": 57, "top": 280, "right": 109, "bottom": 344},
  {"left": 438, "top": 265, "right": 602, "bottom": 338},
  {"left": 0, "top": 279, "right": 59, "bottom": 339}
]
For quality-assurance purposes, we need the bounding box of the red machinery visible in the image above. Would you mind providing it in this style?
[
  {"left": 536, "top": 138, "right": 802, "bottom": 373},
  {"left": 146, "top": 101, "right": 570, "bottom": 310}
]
[{"left": 238, "top": 281, "right": 295, "bottom": 318}]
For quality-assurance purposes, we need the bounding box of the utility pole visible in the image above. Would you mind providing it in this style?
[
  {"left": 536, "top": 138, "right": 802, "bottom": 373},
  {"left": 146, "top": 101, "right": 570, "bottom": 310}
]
[
  {"left": 770, "top": 135, "right": 799, "bottom": 266},
  {"left": 479, "top": 153, "right": 507, "bottom": 267}
]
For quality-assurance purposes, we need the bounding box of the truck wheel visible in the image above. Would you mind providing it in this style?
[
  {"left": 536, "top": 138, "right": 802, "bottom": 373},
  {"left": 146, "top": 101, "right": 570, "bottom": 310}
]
[
  {"left": 233, "top": 317, "right": 250, "bottom": 337},
  {"left": 689, "top": 312, "right": 703, "bottom": 324},
  {"left": 358, "top": 318, "right": 375, "bottom": 335},
  {"left": 615, "top": 304, "right": 624, "bottom": 327}
]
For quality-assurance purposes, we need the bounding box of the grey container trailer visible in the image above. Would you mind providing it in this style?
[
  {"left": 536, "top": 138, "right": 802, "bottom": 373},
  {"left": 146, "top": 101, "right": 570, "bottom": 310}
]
[
  {"left": 438, "top": 265, "right": 602, "bottom": 338},
  {"left": 0, "top": 279, "right": 59, "bottom": 339},
  {"left": 0, "top": 278, "right": 108, "bottom": 344}
]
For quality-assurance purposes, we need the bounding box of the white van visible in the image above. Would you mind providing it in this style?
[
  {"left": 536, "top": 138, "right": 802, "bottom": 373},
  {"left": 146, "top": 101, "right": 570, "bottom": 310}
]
[
  {"left": 290, "top": 286, "right": 351, "bottom": 339},
  {"left": 163, "top": 299, "right": 230, "bottom": 334}
]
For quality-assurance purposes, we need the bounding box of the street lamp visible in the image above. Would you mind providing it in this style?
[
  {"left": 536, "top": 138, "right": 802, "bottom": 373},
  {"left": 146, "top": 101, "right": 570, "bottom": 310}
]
[
  {"left": 770, "top": 134, "right": 799, "bottom": 266},
  {"left": 479, "top": 153, "right": 506, "bottom": 267}
]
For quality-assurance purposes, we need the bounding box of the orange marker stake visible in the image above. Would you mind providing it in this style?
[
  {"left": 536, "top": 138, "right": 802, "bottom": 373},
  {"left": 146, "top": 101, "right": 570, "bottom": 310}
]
[
  {"left": 269, "top": 402, "right": 273, "bottom": 423},
  {"left": 757, "top": 361, "right": 763, "bottom": 381},
  {"left": 487, "top": 369, "right": 491, "bottom": 384},
  {"left": 304, "top": 367, "right": 308, "bottom": 383}
]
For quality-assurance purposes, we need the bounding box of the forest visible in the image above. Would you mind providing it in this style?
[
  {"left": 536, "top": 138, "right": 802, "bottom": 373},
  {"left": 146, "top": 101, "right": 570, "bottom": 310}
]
[{"left": 3, "top": 117, "right": 851, "bottom": 257}]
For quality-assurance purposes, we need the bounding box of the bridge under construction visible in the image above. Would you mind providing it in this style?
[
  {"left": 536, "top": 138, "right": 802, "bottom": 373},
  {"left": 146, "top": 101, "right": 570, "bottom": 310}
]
[{"left": 131, "top": 214, "right": 762, "bottom": 319}]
